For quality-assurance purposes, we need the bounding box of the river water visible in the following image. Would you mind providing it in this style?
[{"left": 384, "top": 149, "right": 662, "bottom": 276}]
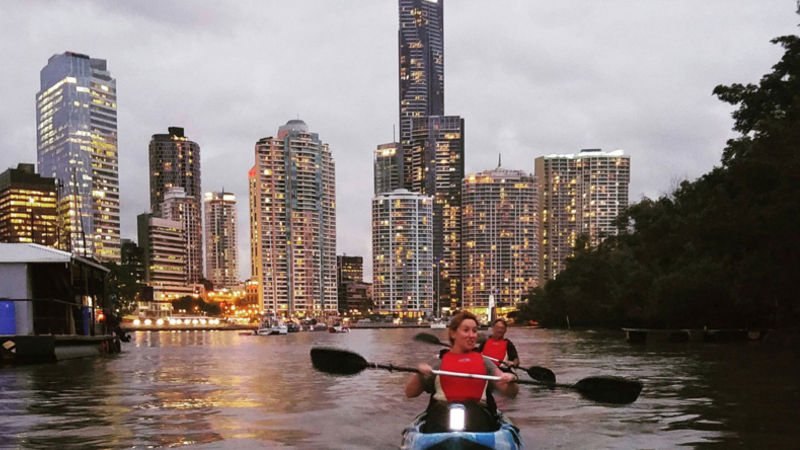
[{"left": 0, "top": 328, "right": 797, "bottom": 449}]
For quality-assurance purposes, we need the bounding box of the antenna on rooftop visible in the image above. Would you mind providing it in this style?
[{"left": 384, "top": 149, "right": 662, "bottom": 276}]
[
  {"left": 392, "top": 124, "right": 396, "bottom": 142},
  {"left": 498, "top": 153, "right": 502, "bottom": 168}
]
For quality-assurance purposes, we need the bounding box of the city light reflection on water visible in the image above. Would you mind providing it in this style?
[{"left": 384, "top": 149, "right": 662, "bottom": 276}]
[{"left": 0, "top": 328, "right": 797, "bottom": 448}]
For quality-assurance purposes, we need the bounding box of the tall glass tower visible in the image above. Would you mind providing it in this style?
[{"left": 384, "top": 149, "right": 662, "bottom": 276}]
[
  {"left": 398, "top": 0, "right": 444, "bottom": 168},
  {"left": 36, "top": 51, "right": 120, "bottom": 262}
]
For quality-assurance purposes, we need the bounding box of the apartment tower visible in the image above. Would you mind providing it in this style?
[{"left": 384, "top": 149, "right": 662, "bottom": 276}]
[
  {"left": 249, "top": 119, "right": 336, "bottom": 317},
  {"left": 535, "top": 149, "right": 630, "bottom": 284},
  {"left": 372, "top": 189, "right": 433, "bottom": 316},
  {"left": 205, "top": 191, "right": 238, "bottom": 289},
  {"left": 461, "top": 165, "right": 539, "bottom": 316}
]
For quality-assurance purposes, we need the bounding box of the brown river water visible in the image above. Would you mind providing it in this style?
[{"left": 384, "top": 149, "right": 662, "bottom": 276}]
[{"left": 0, "top": 328, "right": 797, "bottom": 449}]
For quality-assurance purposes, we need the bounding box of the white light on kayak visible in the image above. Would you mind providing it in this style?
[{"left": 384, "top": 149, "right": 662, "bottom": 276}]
[{"left": 449, "top": 404, "right": 466, "bottom": 431}]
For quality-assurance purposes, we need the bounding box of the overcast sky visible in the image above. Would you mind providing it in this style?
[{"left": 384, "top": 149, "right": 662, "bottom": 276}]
[{"left": 0, "top": 1, "right": 796, "bottom": 281}]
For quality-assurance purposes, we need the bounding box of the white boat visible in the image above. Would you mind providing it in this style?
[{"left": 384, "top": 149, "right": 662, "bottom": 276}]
[
  {"left": 430, "top": 319, "right": 447, "bottom": 329},
  {"left": 256, "top": 317, "right": 287, "bottom": 335}
]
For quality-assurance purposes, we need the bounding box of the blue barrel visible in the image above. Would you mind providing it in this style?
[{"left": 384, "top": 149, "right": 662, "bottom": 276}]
[
  {"left": 82, "top": 307, "right": 91, "bottom": 335},
  {"left": 0, "top": 301, "right": 15, "bottom": 334}
]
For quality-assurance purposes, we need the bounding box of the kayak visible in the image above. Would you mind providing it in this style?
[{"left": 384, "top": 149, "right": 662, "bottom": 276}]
[{"left": 401, "top": 409, "right": 523, "bottom": 450}]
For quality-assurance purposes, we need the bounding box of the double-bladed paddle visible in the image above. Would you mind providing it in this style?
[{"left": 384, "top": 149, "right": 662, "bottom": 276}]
[
  {"left": 310, "top": 347, "right": 642, "bottom": 404},
  {"left": 413, "top": 332, "right": 557, "bottom": 384}
]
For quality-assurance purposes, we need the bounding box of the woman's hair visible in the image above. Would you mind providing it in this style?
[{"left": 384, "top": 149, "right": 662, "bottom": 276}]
[{"left": 447, "top": 311, "right": 479, "bottom": 344}]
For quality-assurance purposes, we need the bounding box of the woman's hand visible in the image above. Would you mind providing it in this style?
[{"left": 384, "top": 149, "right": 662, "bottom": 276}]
[{"left": 493, "top": 368, "right": 519, "bottom": 398}]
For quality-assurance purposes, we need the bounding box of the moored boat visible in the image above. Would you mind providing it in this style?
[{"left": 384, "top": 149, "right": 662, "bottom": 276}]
[
  {"left": 401, "top": 408, "right": 523, "bottom": 450},
  {"left": 256, "top": 316, "right": 287, "bottom": 335}
]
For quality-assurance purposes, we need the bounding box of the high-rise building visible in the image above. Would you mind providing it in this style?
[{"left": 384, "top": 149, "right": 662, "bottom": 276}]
[
  {"left": 372, "top": 189, "right": 433, "bottom": 316},
  {"left": 0, "top": 164, "right": 59, "bottom": 247},
  {"left": 36, "top": 51, "right": 120, "bottom": 261},
  {"left": 137, "top": 213, "right": 191, "bottom": 315},
  {"left": 249, "top": 119, "right": 336, "bottom": 317},
  {"left": 204, "top": 191, "right": 238, "bottom": 289},
  {"left": 148, "top": 127, "right": 201, "bottom": 216},
  {"left": 407, "top": 115, "right": 464, "bottom": 310},
  {"left": 461, "top": 165, "right": 539, "bottom": 316},
  {"left": 398, "top": 0, "right": 444, "bottom": 158},
  {"left": 374, "top": 142, "right": 403, "bottom": 194},
  {"left": 337, "top": 255, "right": 365, "bottom": 315},
  {"left": 149, "top": 127, "right": 202, "bottom": 283},
  {"left": 535, "top": 149, "right": 630, "bottom": 284},
  {"left": 161, "top": 187, "right": 203, "bottom": 284},
  {"left": 337, "top": 255, "right": 363, "bottom": 284}
]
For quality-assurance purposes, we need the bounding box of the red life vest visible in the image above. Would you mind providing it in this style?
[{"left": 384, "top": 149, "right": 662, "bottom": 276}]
[
  {"left": 481, "top": 337, "right": 509, "bottom": 367},
  {"left": 438, "top": 351, "right": 488, "bottom": 403}
]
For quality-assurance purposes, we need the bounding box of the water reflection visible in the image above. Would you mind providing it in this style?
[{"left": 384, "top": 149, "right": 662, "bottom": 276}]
[{"left": 0, "top": 328, "right": 798, "bottom": 448}]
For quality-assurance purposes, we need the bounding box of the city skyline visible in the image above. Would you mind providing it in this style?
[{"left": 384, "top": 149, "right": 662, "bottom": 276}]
[{"left": 0, "top": 1, "right": 795, "bottom": 281}]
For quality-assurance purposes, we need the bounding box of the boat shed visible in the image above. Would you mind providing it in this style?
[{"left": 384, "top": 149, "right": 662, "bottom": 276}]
[{"left": 0, "top": 244, "right": 114, "bottom": 363}]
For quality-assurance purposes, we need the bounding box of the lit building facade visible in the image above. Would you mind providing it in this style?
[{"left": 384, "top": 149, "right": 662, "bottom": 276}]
[
  {"left": 137, "top": 213, "right": 192, "bottom": 315},
  {"left": 462, "top": 166, "right": 539, "bottom": 315},
  {"left": 161, "top": 187, "right": 203, "bottom": 284},
  {"left": 399, "top": 0, "right": 444, "bottom": 158},
  {"left": 372, "top": 189, "right": 433, "bottom": 316},
  {"left": 36, "top": 51, "right": 120, "bottom": 261},
  {"left": 407, "top": 115, "right": 464, "bottom": 310},
  {"left": 0, "top": 164, "right": 59, "bottom": 247},
  {"left": 249, "top": 119, "right": 337, "bottom": 317},
  {"left": 149, "top": 127, "right": 202, "bottom": 282},
  {"left": 374, "top": 142, "right": 403, "bottom": 194},
  {"left": 337, "top": 255, "right": 365, "bottom": 315},
  {"left": 205, "top": 191, "right": 238, "bottom": 289},
  {"left": 535, "top": 149, "right": 630, "bottom": 284},
  {"left": 148, "top": 127, "right": 201, "bottom": 216}
]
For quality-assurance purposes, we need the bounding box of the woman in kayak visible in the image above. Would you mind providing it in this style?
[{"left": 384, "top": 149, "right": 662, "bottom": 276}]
[
  {"left": 479, "top": 318, "right": 520, "bottom": 372},
  {"left": 405, "top": 312, "right": 518, "bottom": 432}
]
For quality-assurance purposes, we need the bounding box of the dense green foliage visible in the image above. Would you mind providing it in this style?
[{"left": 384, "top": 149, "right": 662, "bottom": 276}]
[
  {"left": 517, "top": 33, "right": 800, "bottom": 329},
  {"left": 171, "top": 296, "right": 221, "bottom": 316}
]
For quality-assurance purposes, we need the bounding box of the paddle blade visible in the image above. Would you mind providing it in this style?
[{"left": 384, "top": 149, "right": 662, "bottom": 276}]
[
  {"left": 310, "top": 347, "right": 368, "bottom": 375},
  {"left": 413, "top": 332, "right": 449, "bottom": 347},
  {"left": 573, "top": 375, "right": 643, "bottom": 404},
  {"left": 526, "top": 366, "right": 556, "bottom": 384}
]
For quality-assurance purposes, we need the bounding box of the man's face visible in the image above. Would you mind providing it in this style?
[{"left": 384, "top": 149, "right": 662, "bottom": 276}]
[{"left": 492, "top": 321, "right": 506, "bottom": 339}]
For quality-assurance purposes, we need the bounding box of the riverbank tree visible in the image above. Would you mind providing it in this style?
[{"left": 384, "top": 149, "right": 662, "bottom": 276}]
[{"left": 516, "top": 29, "right": 800, "bottom": 329}]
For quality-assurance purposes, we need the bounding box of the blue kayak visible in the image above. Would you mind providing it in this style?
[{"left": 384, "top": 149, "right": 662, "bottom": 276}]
[{"left": 401, "top": 409, "right": 523, "bottom": 450}]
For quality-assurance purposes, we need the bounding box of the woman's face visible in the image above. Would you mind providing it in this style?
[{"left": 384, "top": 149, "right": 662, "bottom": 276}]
[{"left": 450, "top": 318, "right": 478, "bottom": 352}]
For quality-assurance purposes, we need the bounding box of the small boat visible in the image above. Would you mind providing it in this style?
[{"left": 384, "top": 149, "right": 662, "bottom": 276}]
[
  {"left": 401, "top": 407, "right": 523, "bottom": 450},
  {"left": 429, "top": 318, "right": 447, "bottom": 329},
  {"left": 256, "top": 316, "right": 287, "bottom": 335}
]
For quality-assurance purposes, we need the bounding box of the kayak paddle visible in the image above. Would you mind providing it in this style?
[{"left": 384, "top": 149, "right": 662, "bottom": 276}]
[
  {"left": 310, "top": 347, "right": 642, "bottom": 404},
  {"left": 413, "top": 332, "right": 557, "bottom": 384}
]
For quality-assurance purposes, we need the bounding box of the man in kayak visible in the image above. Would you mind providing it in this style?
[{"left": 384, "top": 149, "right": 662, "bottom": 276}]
[
  {"left": 405, "top": 312, "right": 518, "bottom": 432},
  {"left": 479, "top": 318, "right": 519, "bottom": 373}
]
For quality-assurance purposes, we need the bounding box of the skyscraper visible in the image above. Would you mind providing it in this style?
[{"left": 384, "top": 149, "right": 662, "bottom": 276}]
[
  {"left": 148, "top": 127, "right": 202, "bottom": 284},
  {"left": 36, "top": 51, "right": 120, "bottom": 261},
  {"left": 249, "top": 119, "right": 337, "bottom": 317},
  {"left": 374, "top": 142, "right": 403, "bottom": 194},
  {"left": 372, "top": 189, "right": 433, "bottom": 316},
  {"left": 535, "top": 149, "right": 630, "bottom": 284},
  {"left": 0, "top": 164, "right": 59, "bottom": 247},
  {"left": 398, "top": 0, "right": 444, "bottom": 159},
  {"left": 462, "top": 166, "right": 539, "bottom": 316},
  {"left": 407, "top": 115, "right": 464, "bottom": 309},
  {"left": 161, "top": 187, "right": 203, "bottom": 284},
  {"left": 148, "top": 127, "right": 201, "bottom": 216},
  {"left": 205, "top": 191, "right": 238, "bottom": 289}
]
